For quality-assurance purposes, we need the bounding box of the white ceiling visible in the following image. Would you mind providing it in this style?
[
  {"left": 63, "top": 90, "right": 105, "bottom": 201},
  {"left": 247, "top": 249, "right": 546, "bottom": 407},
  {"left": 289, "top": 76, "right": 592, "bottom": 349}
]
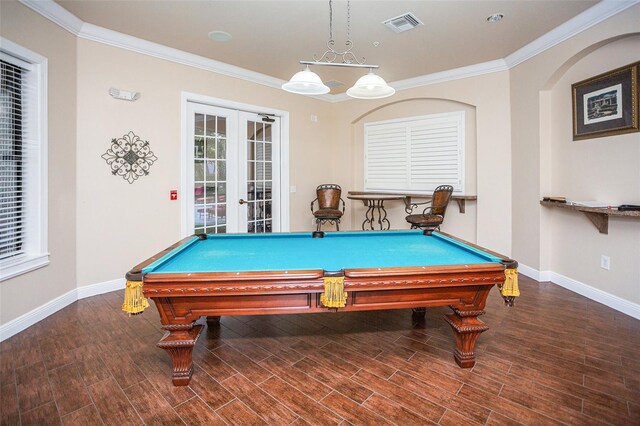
[{"left": 55, "top": 0, "right": 600, "bottom": 93}]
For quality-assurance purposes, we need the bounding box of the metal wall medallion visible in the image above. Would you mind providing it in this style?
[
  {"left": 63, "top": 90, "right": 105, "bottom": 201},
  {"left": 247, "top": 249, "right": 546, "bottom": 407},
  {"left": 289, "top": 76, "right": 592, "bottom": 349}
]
[{"left": 102, "top": 131, "right": 157, "bottom": 184}]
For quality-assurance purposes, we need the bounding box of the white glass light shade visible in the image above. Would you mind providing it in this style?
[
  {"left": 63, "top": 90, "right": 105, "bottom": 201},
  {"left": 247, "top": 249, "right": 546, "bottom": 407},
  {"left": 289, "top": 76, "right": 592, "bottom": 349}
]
[
  {"left": 346, "top": 70, "right": 395, "bottom": 99},
  {"left": 281, "top": 66, "right": 330, "bottom": 95}
]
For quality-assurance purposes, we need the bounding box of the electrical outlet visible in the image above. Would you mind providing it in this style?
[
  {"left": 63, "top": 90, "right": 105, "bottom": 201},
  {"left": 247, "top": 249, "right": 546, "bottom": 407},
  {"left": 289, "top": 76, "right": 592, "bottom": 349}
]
[{"left": 600, "top": 255, "right": 610, "bottom": 270}]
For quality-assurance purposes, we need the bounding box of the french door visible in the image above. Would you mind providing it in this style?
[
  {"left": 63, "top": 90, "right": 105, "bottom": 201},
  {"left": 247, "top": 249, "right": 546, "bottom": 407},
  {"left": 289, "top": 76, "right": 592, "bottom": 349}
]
[{"left": 186, "top": 102, "right": 281, "bottom": 234}]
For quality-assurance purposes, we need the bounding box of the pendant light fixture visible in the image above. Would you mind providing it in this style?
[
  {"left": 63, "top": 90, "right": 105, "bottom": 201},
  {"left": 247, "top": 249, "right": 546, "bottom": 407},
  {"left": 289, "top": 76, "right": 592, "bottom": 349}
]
[{"left": 282, "top": 0, "right": 395, "bottom": 99}]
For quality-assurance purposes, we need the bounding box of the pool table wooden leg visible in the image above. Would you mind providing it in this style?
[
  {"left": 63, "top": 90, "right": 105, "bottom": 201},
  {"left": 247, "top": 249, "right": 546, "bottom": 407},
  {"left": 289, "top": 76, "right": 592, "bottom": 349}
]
[
  {"left": 444, "top": 308, "right": 489, "bottom": 368},
  {"left": 157, "top": 323, "right": 203, "bottom": 386},
  {"left": 411, "top": 307, "right": 426, "bottom": 317},
  {"left": 206, "top": 316, "right": 221, "bottom": 326}
]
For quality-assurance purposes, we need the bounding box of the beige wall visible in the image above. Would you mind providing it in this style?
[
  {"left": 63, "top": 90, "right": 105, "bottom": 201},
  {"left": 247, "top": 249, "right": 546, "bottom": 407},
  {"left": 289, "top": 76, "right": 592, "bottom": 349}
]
[
  {"left": 511, "top": 5, "right": 639, "bottom": 270},
  {"left": 544, "top": 35, "right": 640, "bottom": 303},
  {"left": 510, "top": 5, "right": 639, "bottom": 303},
  {"left": 332, "top": 72, "right": 512, "bottom": 254},
  {"left": 342, "top": 99, "right": 478, "bottom": 242},
  {"left": 75, "top": 39, "right": 335, "bottom": 287},
  {"left": 0, "top": 1, "right": 78, "bottom": 324},
  {"left": 2, "top": 2, "right": 638, "bottom": 327}
]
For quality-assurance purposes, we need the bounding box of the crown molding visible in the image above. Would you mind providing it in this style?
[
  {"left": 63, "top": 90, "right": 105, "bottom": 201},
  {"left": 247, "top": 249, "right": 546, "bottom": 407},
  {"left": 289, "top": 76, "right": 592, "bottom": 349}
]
[
  {"left": 328, "top": 59, "right": 509, "bottom": 103},
  {"left": 20, "top": 0, "right": 83, "bottom": 35},
  {"left": 78, "top": 22, "right": 286, "bottom": 91},
  {"left": 19, "top": 0, "right": 639, "bottom": 103},
  {"left": 505, "top": 0, "right": 640, "bottom": 68}
]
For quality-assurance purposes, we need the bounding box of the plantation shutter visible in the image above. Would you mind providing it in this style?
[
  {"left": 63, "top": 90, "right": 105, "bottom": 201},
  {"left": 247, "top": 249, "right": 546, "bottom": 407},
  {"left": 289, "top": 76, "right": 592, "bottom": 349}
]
[
  {"left": 364, "top": 112, "right": 464, "bottom": 193},
  {"left": 0, "top": 55, "right": 29, "bottom": 260}
]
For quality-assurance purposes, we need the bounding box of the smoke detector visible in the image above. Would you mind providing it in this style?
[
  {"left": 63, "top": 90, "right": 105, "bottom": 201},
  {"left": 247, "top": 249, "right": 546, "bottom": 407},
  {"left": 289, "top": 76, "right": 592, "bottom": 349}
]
[{"left": 382, "top": 13, "right": 423, "bottom": 33}]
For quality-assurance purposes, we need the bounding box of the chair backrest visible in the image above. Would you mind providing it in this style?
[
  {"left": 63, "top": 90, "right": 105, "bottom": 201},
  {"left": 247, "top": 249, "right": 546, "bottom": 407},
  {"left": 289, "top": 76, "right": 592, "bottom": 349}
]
[
  {"left": 316, "top": 184, "right": 342, "bottom": 210},
  {"left": 430, "top": 185, "right": 454, "bottom": 216}
]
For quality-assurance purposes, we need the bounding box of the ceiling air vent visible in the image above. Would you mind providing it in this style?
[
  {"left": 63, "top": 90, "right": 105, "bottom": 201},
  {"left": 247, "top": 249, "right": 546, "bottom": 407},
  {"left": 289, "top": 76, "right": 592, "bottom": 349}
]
[
  {"left": 325, "top": 80, "right": 345, "bottom": 89},
  {"left": 382, "top": 13, "right": 423, "bottom": 33}
]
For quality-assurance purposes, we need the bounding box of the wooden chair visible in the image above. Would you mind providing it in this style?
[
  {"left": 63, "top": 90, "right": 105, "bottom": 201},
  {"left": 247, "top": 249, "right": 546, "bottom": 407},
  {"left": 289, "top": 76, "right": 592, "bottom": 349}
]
[
  {"left": 310, "top": 184, "right": 345, "bottom": 231},
  {"left": 405, "top": 185, "right": 454, "bottom": 233}
]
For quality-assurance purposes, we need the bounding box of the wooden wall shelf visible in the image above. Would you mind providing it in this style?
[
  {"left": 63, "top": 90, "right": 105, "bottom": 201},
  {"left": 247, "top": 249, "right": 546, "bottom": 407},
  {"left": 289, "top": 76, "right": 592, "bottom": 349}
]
[
  {"left": 349, "top": 191, "right": 477, "bottom": 214},
  {"left": 540, "top": 200, "right": 640, "bottom": 234}
]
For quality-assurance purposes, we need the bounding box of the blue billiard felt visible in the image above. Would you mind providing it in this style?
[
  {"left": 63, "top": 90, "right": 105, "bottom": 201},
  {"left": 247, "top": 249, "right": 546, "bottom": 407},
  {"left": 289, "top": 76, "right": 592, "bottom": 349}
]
[{"left": 143, "top": 230, "right": 502, "bottom": 275}]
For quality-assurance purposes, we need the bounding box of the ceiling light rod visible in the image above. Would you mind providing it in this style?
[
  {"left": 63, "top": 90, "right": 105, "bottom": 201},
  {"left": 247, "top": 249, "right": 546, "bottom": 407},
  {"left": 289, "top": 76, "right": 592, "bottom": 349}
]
[
  {"left": 282, "top": 0, "right": 395, "bottom": 99},
  {"left": 299, "top": 60, "right": 378, "bottom": 69},
  {"left": 311, "top": 0, "right": 369, "bottom": 67}
]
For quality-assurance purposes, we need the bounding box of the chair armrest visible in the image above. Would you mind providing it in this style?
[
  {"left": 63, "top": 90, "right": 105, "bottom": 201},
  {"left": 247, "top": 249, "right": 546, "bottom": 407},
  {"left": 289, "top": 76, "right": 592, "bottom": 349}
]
[
  {"left": 339, "top": 198, "right": 346, "bottom": 213},
  {"left": 404, "top": 198, "right": 433, "bottom": 214},
  {"left": 310, "top": 198, "right": 318, "bottom": 213}
]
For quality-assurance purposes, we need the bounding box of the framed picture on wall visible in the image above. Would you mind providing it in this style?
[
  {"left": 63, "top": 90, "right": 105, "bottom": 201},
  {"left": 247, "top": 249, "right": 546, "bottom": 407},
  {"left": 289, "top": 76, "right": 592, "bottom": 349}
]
[{"left": 572, "top": 61, "right": 639, "bottom": 141}]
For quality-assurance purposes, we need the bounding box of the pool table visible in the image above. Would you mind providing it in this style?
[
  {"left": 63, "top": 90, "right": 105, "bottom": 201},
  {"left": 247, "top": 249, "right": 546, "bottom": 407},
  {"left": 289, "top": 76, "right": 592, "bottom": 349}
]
[{"left": 125, "top": 230, "right": 518, "bottom": 386}]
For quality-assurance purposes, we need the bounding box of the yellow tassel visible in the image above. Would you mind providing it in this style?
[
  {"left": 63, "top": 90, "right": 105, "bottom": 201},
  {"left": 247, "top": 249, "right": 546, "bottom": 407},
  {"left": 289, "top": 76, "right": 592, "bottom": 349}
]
[
  {"left": 501, "top": 268, "right": 520, "bottom": 297},
  {"left": 320, "top": 276, "right": 347, "bottom": 308},
  {"left": 122, "top": 280, "right": 149, "bottom": 315}
]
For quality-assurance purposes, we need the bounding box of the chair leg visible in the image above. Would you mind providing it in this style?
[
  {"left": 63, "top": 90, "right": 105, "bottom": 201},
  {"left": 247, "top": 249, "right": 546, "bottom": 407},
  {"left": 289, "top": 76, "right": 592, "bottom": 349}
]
[
  {"left": 336, "top": 220, "right": 340, "bottom": 231},
  {"left": 316, "top": 219, "right": 322, "bottom": 231}
]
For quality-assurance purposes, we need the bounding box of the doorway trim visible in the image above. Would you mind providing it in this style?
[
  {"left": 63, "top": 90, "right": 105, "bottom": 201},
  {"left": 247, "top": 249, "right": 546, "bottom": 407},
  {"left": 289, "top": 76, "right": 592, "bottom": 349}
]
[{"left": 180, "top": 91, "right": 290, "bottom": 237}]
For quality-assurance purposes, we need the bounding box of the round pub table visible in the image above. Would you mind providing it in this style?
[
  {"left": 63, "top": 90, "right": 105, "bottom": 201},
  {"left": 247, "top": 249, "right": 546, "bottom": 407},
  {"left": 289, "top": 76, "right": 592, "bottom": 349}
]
[{"left": 347, "top": 194, "right": 407, "bottom": 230}]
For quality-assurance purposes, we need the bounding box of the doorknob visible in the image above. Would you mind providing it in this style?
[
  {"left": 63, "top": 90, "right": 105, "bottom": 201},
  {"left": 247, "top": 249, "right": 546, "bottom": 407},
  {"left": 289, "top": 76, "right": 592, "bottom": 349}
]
[{"left": 239, "top": 199, "right": 247, "bottom": 205}]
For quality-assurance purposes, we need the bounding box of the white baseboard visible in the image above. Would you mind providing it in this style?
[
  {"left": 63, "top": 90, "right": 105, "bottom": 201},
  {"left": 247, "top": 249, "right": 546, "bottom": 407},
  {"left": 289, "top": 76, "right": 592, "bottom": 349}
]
[
  {"left": 77, "top": 278, "right": 125, "bottom": 299},
  {"left": 519, "top": 263, "right": 640, "bottom": 320},
  {"left": 0, "top": 288, "right": 77, "bottom": 341},
  {"left": 0, "top": 278, "right": 125, "bottom": 341}
]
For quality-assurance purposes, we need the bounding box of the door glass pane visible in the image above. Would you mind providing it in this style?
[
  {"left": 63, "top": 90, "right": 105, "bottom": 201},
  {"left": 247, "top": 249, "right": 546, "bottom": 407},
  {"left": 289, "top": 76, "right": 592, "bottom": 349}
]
[
  {"left": 193, "top": 112, "right": 227, "bottom": 234},
  {"left": 217, "top": 183, "right": 226, "bottom": 203},
  {"left": 194, "top": 137, "right": 204, "bottom": 158},
  {"left": 205, "top": 161, "right": 216, "bottom": 180},
  {"left": 216, "top": 160, "right": 226, "bottom": 180},
  {"left": 247, "top": 141, "right": 256, "bottom": 161},
  {"left": 217, "top": 138, "right": 226, "bottom": 159},
  {"left": 265, "top": 124, "right": 272, "bottom": 142},
  {"left": 205, "top": 137, "right": 216, "bottom": 158},
  {"left": 194, "top": 183, "right": 205, "bottom": 204},
  {"left": 194, "top": 160, "right": 204, "bottom": 181},
  {"left": 217, "top": 117, "right": 226, "bottom": 137},
  {"left": 217, "top": 204, "right": 227, "bottom": 227},
  {"left": 205, "top": 115, "right": 216, "bottom": 136},
  {"left": 265, "top": 162, "right": 272, "bottom": 180},
  {"left": 195, "top": 114, "right": 204, "bottom": 135},
  {"left": 245, "top": 119, "right": 273, "bottom": 234}
]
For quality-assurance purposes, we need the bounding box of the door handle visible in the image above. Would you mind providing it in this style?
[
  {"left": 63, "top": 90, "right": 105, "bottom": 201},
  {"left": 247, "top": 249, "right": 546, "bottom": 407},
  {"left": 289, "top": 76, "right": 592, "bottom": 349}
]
[{"left": 239, "top": 199, "right": 247, "bottom": 205}]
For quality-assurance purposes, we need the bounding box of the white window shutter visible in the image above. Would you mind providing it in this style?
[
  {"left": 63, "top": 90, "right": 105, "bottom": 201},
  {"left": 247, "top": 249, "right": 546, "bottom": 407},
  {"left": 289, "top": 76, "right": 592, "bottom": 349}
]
[{"left": 364, "top": 112, "right": 465, "bottom": 194}]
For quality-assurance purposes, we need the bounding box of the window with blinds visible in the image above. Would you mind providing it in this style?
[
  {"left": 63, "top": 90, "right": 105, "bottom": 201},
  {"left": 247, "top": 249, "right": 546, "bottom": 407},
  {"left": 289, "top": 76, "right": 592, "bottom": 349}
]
[
  {"left": 1, "top": 58, "right": 25, "bottom": 261},
  {"left": 364, "top": 111, "right": 465, "bottom": 194},
  {"left": 0, "top": 40, "right": 48, "bottom": 281}
]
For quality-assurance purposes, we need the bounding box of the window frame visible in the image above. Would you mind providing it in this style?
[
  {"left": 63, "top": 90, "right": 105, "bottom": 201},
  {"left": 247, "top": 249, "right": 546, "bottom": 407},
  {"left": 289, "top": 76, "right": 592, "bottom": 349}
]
[
  {"left": 364, "top": 111, "right": 466, "bottom": 195},
  {"left": 0, "top": 38, "right": 49, "bottom": 281}
]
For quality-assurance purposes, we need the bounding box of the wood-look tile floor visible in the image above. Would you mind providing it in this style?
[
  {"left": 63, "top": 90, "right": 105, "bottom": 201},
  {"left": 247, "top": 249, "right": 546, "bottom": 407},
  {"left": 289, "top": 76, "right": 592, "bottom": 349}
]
[{"left": 1, "top": 275, "right": 639, "bottom": 425}]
